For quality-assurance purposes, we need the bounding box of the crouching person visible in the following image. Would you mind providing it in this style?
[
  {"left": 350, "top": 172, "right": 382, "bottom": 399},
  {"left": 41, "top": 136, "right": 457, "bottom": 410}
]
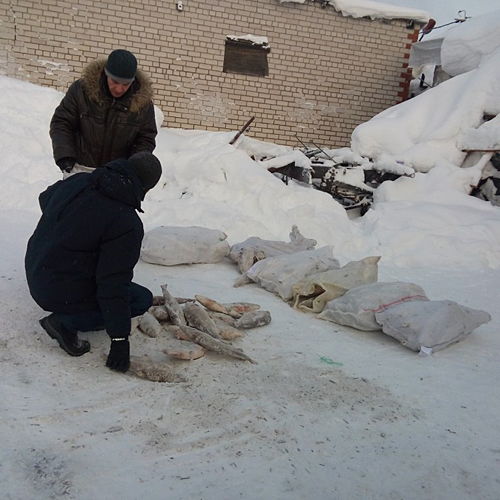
[{"left": 25, "top": 152, "right": 162, "bottom": 372}]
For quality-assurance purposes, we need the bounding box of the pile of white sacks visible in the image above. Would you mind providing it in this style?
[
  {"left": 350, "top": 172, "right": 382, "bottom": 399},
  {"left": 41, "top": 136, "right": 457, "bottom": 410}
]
[{"left": 140, "top": 225, "right": 491, "bottom": 355}]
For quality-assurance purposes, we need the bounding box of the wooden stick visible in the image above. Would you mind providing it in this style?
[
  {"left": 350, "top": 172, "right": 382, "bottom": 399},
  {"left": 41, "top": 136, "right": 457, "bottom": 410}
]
[{"left": 229, "top": 116, "right": 255, "bottom": 145}]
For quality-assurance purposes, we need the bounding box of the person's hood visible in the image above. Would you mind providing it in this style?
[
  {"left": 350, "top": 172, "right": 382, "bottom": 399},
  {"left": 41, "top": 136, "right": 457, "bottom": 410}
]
[
  {"left": 81, "top": 59, "right": 153, "bottom": 113},
  {"left": 91, "top": 159, "right": 145, "bottom": 211},
  {"left": 39, "top": 159, "right": 145, "bottom": 219}
]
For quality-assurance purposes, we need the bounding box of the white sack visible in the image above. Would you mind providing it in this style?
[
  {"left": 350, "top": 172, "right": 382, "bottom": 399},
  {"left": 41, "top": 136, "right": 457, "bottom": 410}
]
[
  {"left": 245, "top": 246, "right": 340, "bottom": 301},
  {"left": 292, "top": 256, "right": 380, "bottom": 313},
  {"left": 141, "top": 226, "right": 230, "bottom": 266},
  {"left": 229, "top": 225, "right": 317, "bottom": 273},
  {"left": 318, "top": 281, "right": 428, "bottom": 331},
  {"left": 375, "top": 300, "right": 491, "bottom": 354}
]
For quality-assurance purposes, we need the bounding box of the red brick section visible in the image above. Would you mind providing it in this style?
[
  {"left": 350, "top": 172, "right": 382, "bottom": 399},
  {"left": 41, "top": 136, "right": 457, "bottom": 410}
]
[{"left": 398, "top": 28, "right": 421, "bottom": 101}]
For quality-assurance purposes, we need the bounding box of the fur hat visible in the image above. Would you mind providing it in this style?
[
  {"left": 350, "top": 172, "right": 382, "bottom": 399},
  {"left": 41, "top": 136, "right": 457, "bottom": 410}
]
[
  {"left": 105, "top": 49, "right": 137, "bottom": 84},
  {"left": 129, "top": 152, "right": 162, "bottom": 192}
]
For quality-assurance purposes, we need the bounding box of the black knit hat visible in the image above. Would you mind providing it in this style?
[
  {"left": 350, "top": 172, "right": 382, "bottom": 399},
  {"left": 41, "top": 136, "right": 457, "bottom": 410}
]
[
  {"left": 129, "top": 152, "right": 162, "bottom": 192},
  {"left": 105, "top": 49, "right": 137, "bottom": 84}
]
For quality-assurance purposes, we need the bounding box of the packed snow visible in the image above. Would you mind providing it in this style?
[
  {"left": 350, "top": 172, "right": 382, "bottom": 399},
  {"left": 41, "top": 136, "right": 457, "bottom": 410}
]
[
  {"left": 441, "top": 10, "right": 500, "bottom": 77},
  {"left": 373, "top": 0, "right": 495, "bottom": 27},
  {"left": 1, "top": 21, "right": 500, "bottom": 496},
  {"left": 279, "top": 0, "right": 429, "bottom": 22},
  {"left": 226, "top": 35, "right": 270, "bottom": 48},
  {"left": 352, "top": 10, "right": 500, "bottom": 173}
]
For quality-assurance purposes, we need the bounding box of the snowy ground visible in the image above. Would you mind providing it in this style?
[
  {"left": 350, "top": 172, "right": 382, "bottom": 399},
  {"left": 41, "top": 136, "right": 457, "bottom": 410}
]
[
  {"left": 0, "top": 73, "right": 499, "bottom": 499},
  {"left": 2, "top": 228, "right": 499, "bottom": 500}
]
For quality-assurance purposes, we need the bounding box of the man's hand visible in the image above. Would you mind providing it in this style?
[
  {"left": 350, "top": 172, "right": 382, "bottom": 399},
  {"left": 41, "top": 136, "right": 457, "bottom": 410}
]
[
  {"left": 56, "top": 157, "right": 76, "bottom": 173},
  {"left": 106, "top": 338, "right": 130, "bottom": 372}
]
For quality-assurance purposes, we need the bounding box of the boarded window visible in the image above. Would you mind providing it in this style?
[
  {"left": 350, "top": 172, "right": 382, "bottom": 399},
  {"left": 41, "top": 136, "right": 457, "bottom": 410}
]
[{"left": 223, "top": 36, "right": 270, "bottom": 77}]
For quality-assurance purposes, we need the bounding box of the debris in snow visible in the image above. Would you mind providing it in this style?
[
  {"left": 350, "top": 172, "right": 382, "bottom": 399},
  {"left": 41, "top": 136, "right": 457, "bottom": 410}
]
[
  {"left": 470, "top": 153, "right": 500, "bottom": 207},
  {"left": 257, "top": 150, "right": 311, "bottom": 171},
  {"left": 460, "top": 114, "right": 500, "bottom": 152},
  {"left": 233, "top": 136, "right": 415, "bottom": 213},
  {"left": 370, "top": 155, "right": 416, "bottom": 177}
]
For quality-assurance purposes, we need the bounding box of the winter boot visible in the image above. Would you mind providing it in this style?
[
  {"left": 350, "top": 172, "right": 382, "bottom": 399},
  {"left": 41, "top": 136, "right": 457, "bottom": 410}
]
[{"left": 39, "top": 313, "right": 91, "bottom": 356}]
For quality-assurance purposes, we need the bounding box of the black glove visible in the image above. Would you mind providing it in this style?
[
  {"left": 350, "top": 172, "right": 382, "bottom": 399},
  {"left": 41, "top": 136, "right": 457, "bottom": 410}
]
[
  {"left": 56, "top": 157, "right": 76, "bottom": 173},
  {"left": 106, "top": 338, "right": 130, "bottom": 372}
]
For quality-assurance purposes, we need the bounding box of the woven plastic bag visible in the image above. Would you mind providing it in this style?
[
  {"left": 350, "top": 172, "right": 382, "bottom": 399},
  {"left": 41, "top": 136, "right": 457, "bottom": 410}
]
[
  {"left": 318, "top": 281, "right": 428, "bottom": 331},
  {"left": 244, "top": 246, "right": 340, "bottom": 301},
  {"left": 141, "top": 226, "right": 230, "bottom": 266},
  {"left": 375, "top": 300, "right": 491, "bottom": 354},
  {"left": 229, "top": 225, "right": 317, "bottom": 273},
  {"left": 292, "top": 256, "right": 380, "bottom": 313}
]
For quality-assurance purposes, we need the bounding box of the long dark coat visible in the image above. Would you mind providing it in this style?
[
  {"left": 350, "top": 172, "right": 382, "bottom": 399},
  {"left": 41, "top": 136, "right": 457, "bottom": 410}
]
[
  {"left": 25, "top": 160, "right": 145, "bottom": 338},
  {"left": 50, "top": 60, "right": 157, "bottom": 169}
]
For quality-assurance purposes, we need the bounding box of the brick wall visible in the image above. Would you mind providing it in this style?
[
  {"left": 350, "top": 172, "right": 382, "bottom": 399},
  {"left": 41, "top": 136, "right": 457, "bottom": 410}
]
[{"left": 0, "top": 0, "right": 421, "bottom": 147}]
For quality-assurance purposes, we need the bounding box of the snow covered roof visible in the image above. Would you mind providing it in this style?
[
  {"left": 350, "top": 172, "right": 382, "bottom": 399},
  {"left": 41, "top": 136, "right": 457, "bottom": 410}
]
[
  {"left": 279, "top": 0, "right": 429, "bottom": 23},
  {"left": 409, "top": 9, "right": 500, "bottom": 75},
  {"left": 351, "top": 11, "right": 500, "bottom": 173},
  {"left": 441, "top": 10, "right": 500, "bottom": 77}
]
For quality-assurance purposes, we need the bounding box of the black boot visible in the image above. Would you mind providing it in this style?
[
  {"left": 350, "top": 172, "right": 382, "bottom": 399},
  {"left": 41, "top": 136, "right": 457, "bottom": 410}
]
[{"left": 39, "top": 314, "right": 91, "bottom": 356}]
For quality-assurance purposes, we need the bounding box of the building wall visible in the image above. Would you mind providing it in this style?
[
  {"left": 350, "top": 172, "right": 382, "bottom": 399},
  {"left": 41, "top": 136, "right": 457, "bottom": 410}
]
[{"left": 0, "top": 0, "right": 420, "bottom": 147}]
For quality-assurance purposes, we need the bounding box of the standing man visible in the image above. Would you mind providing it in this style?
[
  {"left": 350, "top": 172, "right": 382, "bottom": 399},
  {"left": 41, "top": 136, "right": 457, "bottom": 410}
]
[
  {"left": 25, "top": 152, "right": 162, "bottom": 373},
  {"left": 50, "top": 49, "right": 157, "bottom": 174}
]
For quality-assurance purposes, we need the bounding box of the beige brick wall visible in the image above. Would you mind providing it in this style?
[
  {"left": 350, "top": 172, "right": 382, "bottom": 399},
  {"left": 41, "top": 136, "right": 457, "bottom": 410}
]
[{"left": 0, "top": 0, "right": 421, "bottom": 147}]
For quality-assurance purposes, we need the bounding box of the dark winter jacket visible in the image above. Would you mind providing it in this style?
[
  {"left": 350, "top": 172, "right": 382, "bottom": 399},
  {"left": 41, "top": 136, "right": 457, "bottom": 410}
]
[
  {"left": 50, "top": 59, "right": 157, "bottom": 169},
  {"left": 25, "top": 159, "right": 146, "bottom": 338}
]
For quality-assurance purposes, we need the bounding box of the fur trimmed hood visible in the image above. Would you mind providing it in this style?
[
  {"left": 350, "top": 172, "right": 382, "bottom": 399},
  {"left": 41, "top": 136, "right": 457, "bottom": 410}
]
[{"left": 81, "top": 59, "right": 153, "bottom": 113}]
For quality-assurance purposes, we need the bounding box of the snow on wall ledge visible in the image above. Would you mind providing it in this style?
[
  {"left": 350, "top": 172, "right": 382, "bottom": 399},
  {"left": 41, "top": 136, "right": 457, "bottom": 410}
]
[{"left": 279, "top": 0, "right": 429, "bottom": 23}]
